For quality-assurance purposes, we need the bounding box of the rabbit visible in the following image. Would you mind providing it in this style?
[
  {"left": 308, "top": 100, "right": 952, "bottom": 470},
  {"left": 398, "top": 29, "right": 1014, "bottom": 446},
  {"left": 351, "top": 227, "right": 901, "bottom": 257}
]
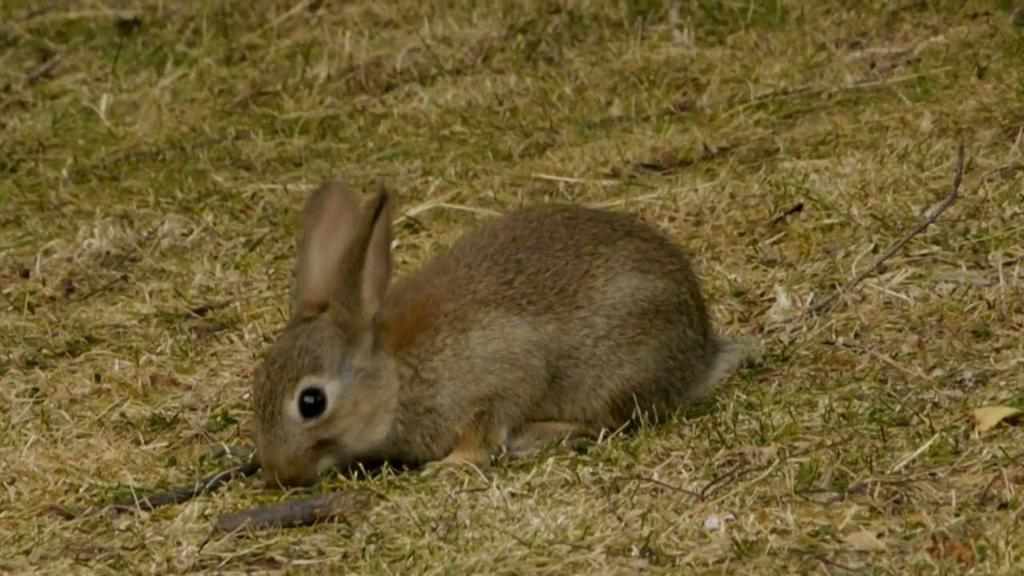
[{"left": 252, "top": 180, "right": 752, "bottom": 487}]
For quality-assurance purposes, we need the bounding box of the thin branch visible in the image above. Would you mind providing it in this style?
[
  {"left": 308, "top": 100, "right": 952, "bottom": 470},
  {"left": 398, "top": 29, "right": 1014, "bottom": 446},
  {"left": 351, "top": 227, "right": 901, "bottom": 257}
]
[
  {"left": 586, "top": 189, "right": 675, "bottom": 209},
  {"left": 530, "top": 173, "right": 622, "bottom": 186},
  {"left": 768, "top": 201, "right": 805, "bottom": 226},
  {"left": 726, "top": 67, "right": 952, "bottom": 118},
  {"left": 809, "top": 142, "right": 966, "bottom": 315},
  {"left": 889, "top": 432, "right": 941, "bottom": 474},
  {"left": 415, "top": 29, "right": 452, "bottom": 76},
  {"left": 619, "top": 474, "right": 703, "bottom": 500},
  {"left": 214, "top": 489, "right": 381, "bottom": 533},
  {"left": 71, "top": 273, "right": 129, "bottom": 303},
  {"left": 25, "top": 53, "right": 62, "bottom": 85},
  {"left": 111, "top": 461, "right": 261, "bottom": 513}
]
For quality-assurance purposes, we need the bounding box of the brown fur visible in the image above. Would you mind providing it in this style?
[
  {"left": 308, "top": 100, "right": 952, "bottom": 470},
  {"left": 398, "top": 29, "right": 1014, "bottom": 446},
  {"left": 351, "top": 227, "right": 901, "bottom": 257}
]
[{"left": 253, "top": 180, "right": 751, "bottom": 486}]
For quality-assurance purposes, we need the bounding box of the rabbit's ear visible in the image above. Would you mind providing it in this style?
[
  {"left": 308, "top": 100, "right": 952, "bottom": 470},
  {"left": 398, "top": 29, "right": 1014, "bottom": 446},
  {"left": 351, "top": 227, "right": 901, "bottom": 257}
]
[
  {"left": 291, "top": 181, "right": 363, "bottom": 319},
  {"left": 356, "top": 191, "right": 393, "bottom": 321}
]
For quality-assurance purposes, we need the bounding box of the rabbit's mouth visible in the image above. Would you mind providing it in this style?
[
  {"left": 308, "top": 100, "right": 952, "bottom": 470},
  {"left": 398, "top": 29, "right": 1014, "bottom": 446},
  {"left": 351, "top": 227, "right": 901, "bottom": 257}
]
[
  {"left": 312, "top": 437, "right": 356, "bottom": 478},
  {"left": 257, "top": 439, "right": 339, "bottom": 488},
  {"left": 315, "top": 450, "right": 340, "bottom": 476},
  {"left": 260, "top": 460, "right": 321, "bottom": 487}
]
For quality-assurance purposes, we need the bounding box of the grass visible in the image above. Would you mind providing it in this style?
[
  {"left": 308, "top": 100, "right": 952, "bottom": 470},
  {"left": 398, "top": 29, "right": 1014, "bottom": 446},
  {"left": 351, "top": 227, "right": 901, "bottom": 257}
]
[{"left": 2, "top": 0, "right": 1023, "bottom": 573}]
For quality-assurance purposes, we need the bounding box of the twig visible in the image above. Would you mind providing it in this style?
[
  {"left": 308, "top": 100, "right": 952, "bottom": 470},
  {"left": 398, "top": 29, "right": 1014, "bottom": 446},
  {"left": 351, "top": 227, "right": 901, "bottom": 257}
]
[
  {"left": 726, "top": 67, "right": 952, "bottom": 118},
  {"left": 838, "top": 343, "right": 933, "bottom": 382},
  {"left": 809, "top": 142, "right": 966, "bottom": 315},
  {"left": 110, "top": 461, "right": 261, "bottom": 513},
  {"left": 68, "top": 223, "right": 162, "bottom": 303},
  {"left": 619, "top": 474, "right": 703, "bottom": 500},
  {"left": 700, "top": 435, "right": 857, "bottom": 500},
  {"left": 700, "top": 461, "right": 761, "bottom": 500},
  {"left": 71, "top": 273, "right": 129, "bottom": 303},
  {"left": 768, "top": 201, "right": 805, "bottom": 226},
  {"left": 799, "top": 551, "right": 863, "bottom": 574},
  {"left": 396, "top": 201, "right": 503, "bottom": 222},
  {"left": 586, "top": 188, "right": 675, "bottom": 209},
  {"left": 25, "top": 53, "right": 62, "bottom": 85},
  {"left": 392, "top": 190, "right": 459, "bottom": 227},
  {"left": 889, "top": 432, "right": 940, "bottom": 474},
  {"left": 214, "top": 489, "right": 381, "bottom": 533},
  {"left": 415, "top": 29, "right": 452, "bottom": 76},
  {"left": 22, "top": 9, "right": 138, "bottom": 25},
  {"left": 433, "top": 203, "right": 502, "bottom": 217},
  {"left": 530, "top": 173, "right": 622, "bottom": 186}
]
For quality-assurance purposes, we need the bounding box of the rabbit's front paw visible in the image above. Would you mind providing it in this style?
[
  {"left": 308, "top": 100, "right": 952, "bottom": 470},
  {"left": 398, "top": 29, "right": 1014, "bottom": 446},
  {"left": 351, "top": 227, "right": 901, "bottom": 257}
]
[{"left": 421, "top": 449, "right": 492, "bottom": 478}]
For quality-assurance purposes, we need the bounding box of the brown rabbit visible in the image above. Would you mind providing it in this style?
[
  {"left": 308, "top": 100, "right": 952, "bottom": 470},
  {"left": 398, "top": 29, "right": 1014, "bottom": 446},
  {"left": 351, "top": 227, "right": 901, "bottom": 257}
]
[{"left": 253, "top": 180, "right": 751, "bottom": 486}]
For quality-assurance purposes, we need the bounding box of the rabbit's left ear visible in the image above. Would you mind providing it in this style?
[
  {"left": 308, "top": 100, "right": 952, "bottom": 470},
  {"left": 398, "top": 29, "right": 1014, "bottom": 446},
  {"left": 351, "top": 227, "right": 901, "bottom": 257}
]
[{"left": 291, "top": 180, "right": 364, "bottom": 320}]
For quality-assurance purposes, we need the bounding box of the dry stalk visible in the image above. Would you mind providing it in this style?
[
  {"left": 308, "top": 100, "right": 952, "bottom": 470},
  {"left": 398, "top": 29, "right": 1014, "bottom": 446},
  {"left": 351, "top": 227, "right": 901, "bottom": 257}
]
[{"left": 809, "top": 142, "right": 966, "bottom": 315}]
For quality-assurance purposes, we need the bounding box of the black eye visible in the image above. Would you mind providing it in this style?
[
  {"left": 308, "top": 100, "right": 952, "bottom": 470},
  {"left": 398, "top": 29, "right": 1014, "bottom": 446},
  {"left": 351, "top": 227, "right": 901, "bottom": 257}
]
[{"left": 298, "top": 387, "right": 327, "bottom": 420}]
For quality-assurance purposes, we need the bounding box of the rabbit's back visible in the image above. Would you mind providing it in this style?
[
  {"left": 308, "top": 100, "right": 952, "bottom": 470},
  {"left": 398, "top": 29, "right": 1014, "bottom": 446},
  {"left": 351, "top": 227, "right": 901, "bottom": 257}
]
[{"left": 379, "top": 205, "right": 725, "bottom": 435}]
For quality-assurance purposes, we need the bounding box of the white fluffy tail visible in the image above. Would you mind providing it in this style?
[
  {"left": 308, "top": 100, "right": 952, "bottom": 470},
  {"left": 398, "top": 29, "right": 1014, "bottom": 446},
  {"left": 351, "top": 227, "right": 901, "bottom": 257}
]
[{"left": 691, "top": 335, "right": 761, "bottom": 400}]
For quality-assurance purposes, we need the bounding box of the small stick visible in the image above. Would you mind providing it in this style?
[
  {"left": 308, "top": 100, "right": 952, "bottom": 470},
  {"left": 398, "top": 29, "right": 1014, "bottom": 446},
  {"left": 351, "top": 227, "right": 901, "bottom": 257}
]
[
  {"left": 531, "top": 173, "right": 622, "bottom": 186},
  {"left": 72, "top": 273, "right": 129, "bottom": 303},
  {"left": 214, "top": 490, "right": 381, "bottom": 533},
  {"left": 726, "top": 67, "right": 952, "bottom": 118},
  {"left": 110, "top": 461, "right": 261, "bottom": 513},
  {"left": 889, "top": 432, "right": 941, "bottom": 474},
  {"left": 809, "top": 142, "right": 966, "bottom": 315},
  {"left": 433, "top": 203, "right": 502, "bottom": 217},
  {"left": 586, "top": 189, "right": 673, "bottom": 209},
  {"left": 619, "top": 474, "right": 703, "bottom": 500},
  {"left": 768, "top": 201, "right": 805, "bottom": 226},
  {"left": 25, "top": 54, "right": 62, "bottom": 85}
]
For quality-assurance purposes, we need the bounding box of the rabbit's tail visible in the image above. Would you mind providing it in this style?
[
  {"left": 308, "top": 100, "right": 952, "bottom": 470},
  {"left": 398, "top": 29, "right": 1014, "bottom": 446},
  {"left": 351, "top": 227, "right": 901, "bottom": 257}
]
[{"left": 691, "top": 335, "right": 761, "bottom": 400}]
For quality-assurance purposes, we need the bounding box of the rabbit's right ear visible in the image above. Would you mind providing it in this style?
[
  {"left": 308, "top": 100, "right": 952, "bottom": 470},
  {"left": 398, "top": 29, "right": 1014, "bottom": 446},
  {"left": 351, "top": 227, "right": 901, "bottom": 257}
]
[
  {"left": 354, "top": 191, "right": 393, "bottom": 322},
  {"left": 291, "top": 181, "right": 364, "bottom": 319}
]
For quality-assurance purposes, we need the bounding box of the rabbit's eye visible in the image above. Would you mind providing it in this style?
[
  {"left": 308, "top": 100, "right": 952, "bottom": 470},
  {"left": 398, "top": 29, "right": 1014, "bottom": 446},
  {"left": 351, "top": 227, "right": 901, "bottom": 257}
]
[{"left": 298, "top": 387, "right": 327, "bottom": 420}]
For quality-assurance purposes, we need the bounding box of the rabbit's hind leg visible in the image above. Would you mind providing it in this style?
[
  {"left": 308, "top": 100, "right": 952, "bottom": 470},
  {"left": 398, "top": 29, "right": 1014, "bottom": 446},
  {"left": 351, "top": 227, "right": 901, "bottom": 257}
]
[{"left": 506, "top": 421, "right": 596, "bottom": 459}]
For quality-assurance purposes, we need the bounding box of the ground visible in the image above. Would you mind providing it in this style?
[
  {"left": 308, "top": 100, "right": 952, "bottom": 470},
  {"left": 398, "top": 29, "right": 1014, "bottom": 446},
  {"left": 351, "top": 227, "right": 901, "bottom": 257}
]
[{"left": 2, "top": 0, "right": 1023, "bottom": 574}]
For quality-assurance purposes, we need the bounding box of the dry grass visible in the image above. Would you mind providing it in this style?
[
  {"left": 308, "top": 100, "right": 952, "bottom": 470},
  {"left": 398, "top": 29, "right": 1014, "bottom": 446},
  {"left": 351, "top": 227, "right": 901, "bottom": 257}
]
[{"left": 2, "top": 0, "right": 1023, "bottom": 573}]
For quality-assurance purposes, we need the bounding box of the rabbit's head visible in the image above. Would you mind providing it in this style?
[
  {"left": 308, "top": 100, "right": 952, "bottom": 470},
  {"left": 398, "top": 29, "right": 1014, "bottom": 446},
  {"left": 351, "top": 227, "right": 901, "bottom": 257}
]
[{"left": 252, "top": 181, "right": 399, "bottom": 487}]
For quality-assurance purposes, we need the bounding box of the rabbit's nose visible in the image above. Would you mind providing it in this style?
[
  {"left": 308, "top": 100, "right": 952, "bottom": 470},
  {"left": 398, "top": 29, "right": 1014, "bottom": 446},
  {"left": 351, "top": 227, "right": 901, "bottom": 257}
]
[{"left": 256, "top": 444, "right": 320, "bottom": 488}]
